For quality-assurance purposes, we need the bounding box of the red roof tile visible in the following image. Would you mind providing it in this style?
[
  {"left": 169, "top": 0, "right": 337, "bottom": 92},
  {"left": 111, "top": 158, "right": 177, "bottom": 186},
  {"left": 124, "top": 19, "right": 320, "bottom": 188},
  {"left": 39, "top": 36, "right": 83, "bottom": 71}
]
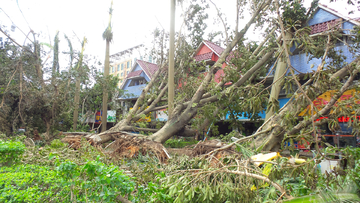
[
  {"left": 310, "top": 18, "right": 342, "bottom": 34},
  {"left": 194, "top": 52, "right": 213, "bottom": 61},
  {"left": 203, "top": 40, "right": 225, "bottom": 56},
  {"left": 137, "top": 60, "right": 159, "bottom": 79},
  {"left": 127, "top": 70, "right": 143, "bottom": 78},
  {"left": 193, "top": 41, "right": 239, "bottom": 64}
]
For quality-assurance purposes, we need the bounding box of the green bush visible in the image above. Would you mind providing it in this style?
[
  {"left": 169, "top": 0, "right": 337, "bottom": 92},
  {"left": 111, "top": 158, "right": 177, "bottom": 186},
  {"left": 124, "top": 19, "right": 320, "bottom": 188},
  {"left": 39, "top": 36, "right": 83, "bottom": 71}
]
[
  {"left": 55, "top": 158, "right": 136, "bottom": 202},
  {"left": 50, "top": 139, "right": 65, "bottom": 148},
  {"left": 0, "top": 164, "right": 62, "bottom": 202},
  {"left": 0, "top": 159, "right": 137, "bottom": 203},
  {"left": 0, "top": 140, "right": 26, "bottom": 166}
]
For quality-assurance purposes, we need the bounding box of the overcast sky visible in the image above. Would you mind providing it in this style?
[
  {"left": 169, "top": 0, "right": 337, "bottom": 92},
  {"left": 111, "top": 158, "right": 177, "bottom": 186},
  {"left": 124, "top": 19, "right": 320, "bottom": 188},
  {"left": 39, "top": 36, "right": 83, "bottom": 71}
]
[
  {"left": 1, "top": 0, "right": 359, "bottom": 70},
  {"left": 1, "top": 0, "right": 174, "bottom": 61}
]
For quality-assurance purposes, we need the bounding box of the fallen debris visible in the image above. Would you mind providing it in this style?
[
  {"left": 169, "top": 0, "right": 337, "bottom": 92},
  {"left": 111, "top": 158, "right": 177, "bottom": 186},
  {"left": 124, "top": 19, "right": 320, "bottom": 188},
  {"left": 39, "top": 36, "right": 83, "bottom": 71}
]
[
  {"left": 61, "top": 135, "right": 82, "bottom": 149},
  {"left": 107, "top": 133, "right": 169, "bottom": 163},
  {"left": 166, "top": 148, "right": 193, "bottom": 157},
  {"left": 192, "top": 140, "right": 236, "bottom": 157},
  {"left": 62, "top": 132, "right": 92, "bottom": 136}
]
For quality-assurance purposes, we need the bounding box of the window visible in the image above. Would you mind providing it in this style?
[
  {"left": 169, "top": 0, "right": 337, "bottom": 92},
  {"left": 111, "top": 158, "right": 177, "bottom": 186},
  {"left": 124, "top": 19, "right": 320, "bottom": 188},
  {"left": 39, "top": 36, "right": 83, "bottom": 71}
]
[
  {"left": 127, "top": 61, "right": 130, "bottom": 68},
  {"left": 121, "top": 64, "right": 124, "bottom": 70},
  {"left": 111, "top": 66, "right": 114, "bottom": 73},
  {"left": 121, "top": 73, "right": 123, "bottom": 76},
  {"left": 117, "top": 65, "right": 120, "bottom": 71},
  {"left": 127, "top": 71, "right": 129, "bottom": 74},
  {"left": 129, "top": 78, "right": 146, "bottom": 87}
]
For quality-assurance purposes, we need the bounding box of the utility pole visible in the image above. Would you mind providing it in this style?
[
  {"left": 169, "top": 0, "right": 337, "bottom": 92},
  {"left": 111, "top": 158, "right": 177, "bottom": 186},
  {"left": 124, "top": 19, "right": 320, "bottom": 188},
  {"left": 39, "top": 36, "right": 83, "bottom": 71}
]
[{"left": 168, "top": 0, "right": 175, "bottom": 118}]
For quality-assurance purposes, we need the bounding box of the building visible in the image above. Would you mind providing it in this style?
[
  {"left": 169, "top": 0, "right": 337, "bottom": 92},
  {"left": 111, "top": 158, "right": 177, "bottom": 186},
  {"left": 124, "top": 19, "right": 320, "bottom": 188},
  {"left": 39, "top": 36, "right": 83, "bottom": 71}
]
[
  {"left": 119, "top": 59, "right": 159, "bottom": 115},
  {"left": 261, "top": 4, "right": 360, "bottom": 117},
  {"left": 267, "top": 4, "right": 360, "bottom": 148},
  {"left": 179, "top": 40, "right": 233, "bottom": 89},
  {"left": 183, "top": 5, "right": 360, "bottom": 138},
  {"left": 109, "top": 44, "right": 145, "bottom": 88}
]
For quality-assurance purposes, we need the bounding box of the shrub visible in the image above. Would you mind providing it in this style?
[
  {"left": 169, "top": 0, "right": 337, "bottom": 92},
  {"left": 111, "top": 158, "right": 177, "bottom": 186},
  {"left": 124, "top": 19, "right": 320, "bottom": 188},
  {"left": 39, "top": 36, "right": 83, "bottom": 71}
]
[
  {"left": 50, "top": 139, "right": 65, "bottom": 148},
  {"left": 0, "top": 164, "right": 63, "bottom": 202},
  {"left": 0, "top": 159, "right": 137, "bottom": 202},
  {"left": 0, "top": 140, "right": 26, "bottom": 166},
  {"left": 54, "top": 158, "right": 136, "bottom": 202}
]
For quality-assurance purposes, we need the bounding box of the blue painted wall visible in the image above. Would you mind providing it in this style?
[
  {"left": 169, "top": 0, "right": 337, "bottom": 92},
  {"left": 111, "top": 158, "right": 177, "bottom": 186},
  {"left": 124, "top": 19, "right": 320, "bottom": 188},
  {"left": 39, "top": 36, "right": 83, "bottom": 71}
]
[
  {"left": 289, "top": 44, "right": 357, "bottom": 74},
  {"left": 225, "top": 98, "right": 290, "bottom": 120},
  {"left": 308, "top": 9, "right": 339, "bottom": 26},
  {"left": 120, "top": 63, "right": 152, "bottom": 99},
  {"left": 343, "top": 21, "right": 355, "bottom": 34},
  {"left": 122, "top": 84, "right": 147, "bottom": 99},
  {"left": 268, "top": 7, "right": 358, "bottom": 76}
]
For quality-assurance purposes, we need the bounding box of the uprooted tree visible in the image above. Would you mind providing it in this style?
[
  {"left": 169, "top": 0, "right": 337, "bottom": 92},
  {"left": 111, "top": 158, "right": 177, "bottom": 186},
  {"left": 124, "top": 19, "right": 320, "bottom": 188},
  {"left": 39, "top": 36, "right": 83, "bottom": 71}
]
[{"left": 90, "top": 0, "right": 360, "bottom": 151}]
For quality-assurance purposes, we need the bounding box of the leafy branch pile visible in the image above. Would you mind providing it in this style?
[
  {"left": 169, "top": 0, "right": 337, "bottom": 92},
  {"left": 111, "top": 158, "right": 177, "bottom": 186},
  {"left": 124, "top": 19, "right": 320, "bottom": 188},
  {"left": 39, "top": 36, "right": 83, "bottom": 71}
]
[{"left": 2, "top": 135, "right": 360, "bottom": 202}]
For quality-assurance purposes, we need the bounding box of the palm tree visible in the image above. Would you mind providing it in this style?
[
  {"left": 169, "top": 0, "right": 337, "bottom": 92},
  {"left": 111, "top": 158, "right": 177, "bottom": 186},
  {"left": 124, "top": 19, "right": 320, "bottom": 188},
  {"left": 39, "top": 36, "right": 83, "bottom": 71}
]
[
  {"left": 101, "top": 0, "right": 113, "bottom": 132},
  {"left": 72, "top": 38, "right": 87, "bottom": 131}
]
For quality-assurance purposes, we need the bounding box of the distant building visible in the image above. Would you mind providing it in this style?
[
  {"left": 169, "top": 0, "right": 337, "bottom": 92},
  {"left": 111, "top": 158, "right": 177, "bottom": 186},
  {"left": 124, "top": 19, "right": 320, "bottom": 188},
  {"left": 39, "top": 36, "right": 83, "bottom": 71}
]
[{"left": 109, "top": 44, "right": 146, "bottom": 88}]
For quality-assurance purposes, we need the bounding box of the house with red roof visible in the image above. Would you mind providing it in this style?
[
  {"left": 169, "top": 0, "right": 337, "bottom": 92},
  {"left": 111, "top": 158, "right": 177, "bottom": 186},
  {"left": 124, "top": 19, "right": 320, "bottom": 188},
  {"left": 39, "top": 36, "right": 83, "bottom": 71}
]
[
  {"left": 179, "top": 40, "right": 235, "bottom": 89},
  {"left": 193, "top": 40, "right": 230, "bottom": 83}
]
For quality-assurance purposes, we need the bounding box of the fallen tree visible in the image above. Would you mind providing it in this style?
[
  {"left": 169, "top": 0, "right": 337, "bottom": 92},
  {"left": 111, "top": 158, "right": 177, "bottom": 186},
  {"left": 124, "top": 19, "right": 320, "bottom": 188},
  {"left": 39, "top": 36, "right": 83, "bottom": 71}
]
[{"left": 90, "top": 0, "right": 360, "bottom": 152}]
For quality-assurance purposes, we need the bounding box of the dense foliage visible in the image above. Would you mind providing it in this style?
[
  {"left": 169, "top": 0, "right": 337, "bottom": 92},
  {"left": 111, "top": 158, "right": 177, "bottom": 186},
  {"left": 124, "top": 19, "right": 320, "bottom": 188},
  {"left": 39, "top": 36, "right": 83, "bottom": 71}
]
[
  {"left": 0, "top": 140, "right": 25, "bottom": 166},
  {"left": 0, "top": 36, "right": 122, "bottom": 136}
]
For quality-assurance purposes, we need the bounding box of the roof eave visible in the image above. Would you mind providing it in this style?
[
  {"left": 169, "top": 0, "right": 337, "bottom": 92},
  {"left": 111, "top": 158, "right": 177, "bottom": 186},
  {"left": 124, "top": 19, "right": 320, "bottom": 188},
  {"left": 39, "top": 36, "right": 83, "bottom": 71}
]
[
  {"left": 203, "top": 41, "right": 222, "bottom": 57},
  {"left": 192, "top": 41, "right": 206, "bottom": 57},
  {"left": 138, "top": 60, "right": 154, "bottom": 80},
  {"left": 318, "top": 4, "right": 360, "bottom": 26}
]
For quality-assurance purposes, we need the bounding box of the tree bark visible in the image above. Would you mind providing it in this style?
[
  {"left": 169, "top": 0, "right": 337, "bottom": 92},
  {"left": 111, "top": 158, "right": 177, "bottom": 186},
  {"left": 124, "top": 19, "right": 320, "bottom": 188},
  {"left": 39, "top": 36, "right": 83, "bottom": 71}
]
[
  {"left": 72, "top": 79, "right": 81, "bottom": 131},
  {"left": 102, "top": 40, "right": 110, "bottom": 132},
  {"left": 254, "top": 59, "right": 360, "bottom": 151}
]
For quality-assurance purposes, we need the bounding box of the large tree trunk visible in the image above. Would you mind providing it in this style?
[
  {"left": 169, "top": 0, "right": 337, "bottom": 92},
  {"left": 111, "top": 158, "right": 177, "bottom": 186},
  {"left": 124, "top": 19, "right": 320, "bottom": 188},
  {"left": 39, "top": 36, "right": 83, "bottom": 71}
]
[{"left": 254, "top": 58, "right": 360, "bottom": 151}]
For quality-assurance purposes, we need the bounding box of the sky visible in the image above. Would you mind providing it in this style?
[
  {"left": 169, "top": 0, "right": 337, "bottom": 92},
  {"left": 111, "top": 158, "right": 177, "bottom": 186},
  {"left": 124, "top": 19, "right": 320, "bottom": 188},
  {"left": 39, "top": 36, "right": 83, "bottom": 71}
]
[
  {"left": 1, "top": 0, "right": 360, "bottom": 70},
  {"left": 1, "top": 0, "right": 174, "bottom": 65}
]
